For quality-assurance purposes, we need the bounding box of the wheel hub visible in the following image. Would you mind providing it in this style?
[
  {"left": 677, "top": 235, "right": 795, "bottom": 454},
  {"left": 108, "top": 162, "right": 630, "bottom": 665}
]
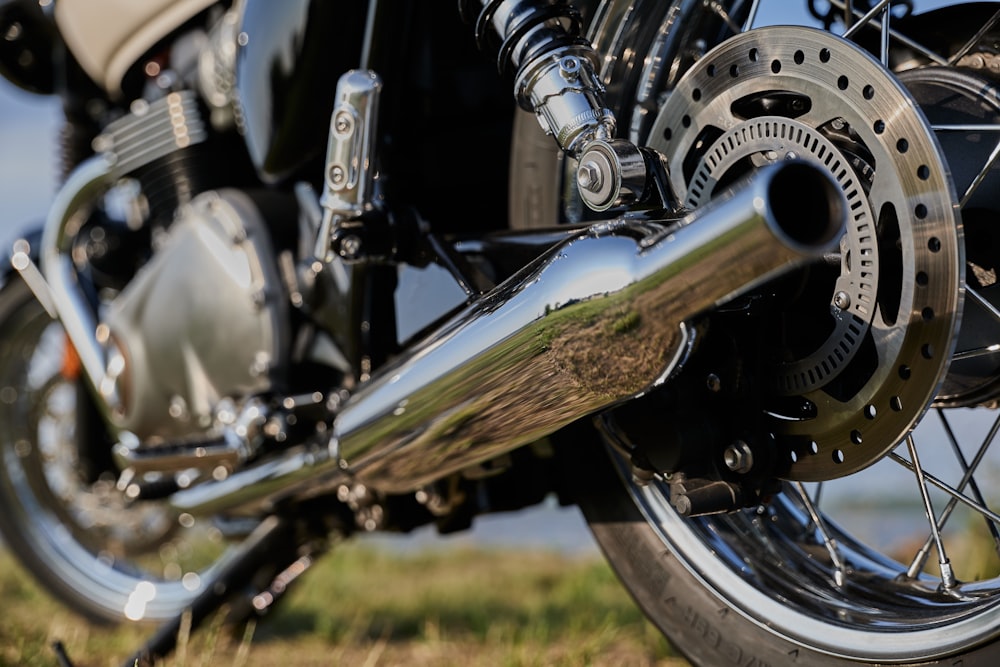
[{"left": 649, "top": 26, "right": 963, "bottom": 480}]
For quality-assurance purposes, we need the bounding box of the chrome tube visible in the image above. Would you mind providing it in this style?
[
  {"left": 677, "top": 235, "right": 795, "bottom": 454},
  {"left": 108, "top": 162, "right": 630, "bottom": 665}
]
[
  {"left": 38, "top": 154, "right": 122, "bottom": 414},
  {"left": 170, "top": 161, "right": 846, "bottom": 514},
  {"left": 334, "top": 161, "right": 846, "bottom": 492}
]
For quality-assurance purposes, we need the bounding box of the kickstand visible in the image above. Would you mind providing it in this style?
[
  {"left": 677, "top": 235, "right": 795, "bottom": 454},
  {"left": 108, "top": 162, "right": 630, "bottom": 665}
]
[
  {"left": 121, "top": 514, "right": 298, "bottom": 667},
  {"left": 51, "top": 640, "right": 77, "bottom": 667}
]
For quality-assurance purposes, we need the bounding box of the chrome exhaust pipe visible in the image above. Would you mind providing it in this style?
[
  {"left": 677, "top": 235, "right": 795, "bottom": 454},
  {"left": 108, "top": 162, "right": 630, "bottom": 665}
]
[
  {"left": 334, "top": 161, "right": 846, "bottom": 492},
  {"left": 170, "top": 160, "right": 846, "bottom": 515}
]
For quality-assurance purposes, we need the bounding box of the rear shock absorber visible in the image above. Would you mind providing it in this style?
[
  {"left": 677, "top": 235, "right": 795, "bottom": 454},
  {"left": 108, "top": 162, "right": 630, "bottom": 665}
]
[{"left": 460, "top": 0, "right": 669, "bottom": 211}]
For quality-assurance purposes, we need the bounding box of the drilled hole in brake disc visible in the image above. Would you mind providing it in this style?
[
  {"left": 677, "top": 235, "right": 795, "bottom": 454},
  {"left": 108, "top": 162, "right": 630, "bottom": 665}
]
[{"left": 649, "top": 26, "right": 961, "bottom": 480}]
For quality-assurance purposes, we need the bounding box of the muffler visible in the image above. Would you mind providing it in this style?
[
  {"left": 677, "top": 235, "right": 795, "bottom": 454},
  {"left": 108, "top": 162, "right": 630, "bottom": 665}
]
[
  {"left": 170, "top": 160, "right": 846, "bottom": 514},
  {"left": 334, "top": 160, "right": 846, "bottom": 490}
]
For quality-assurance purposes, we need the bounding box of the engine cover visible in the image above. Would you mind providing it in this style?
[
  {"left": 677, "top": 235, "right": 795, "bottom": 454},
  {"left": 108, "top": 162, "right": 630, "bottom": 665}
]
[{"left": 104, "top": 190, "right": 288, "bottom": 442}]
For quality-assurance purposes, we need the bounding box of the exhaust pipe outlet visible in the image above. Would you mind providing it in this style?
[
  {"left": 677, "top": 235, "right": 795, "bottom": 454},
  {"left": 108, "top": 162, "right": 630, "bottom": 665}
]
[
  {"left": 169, "top": 160, "right": 845, "bottom": 514},
  {"left": 335, "top": 160, "right": 845, "bottom": 492}
]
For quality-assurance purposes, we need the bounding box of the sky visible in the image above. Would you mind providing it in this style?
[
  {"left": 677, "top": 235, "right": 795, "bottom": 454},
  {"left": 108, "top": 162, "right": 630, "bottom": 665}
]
[{"left": 0, "top": 77, "right": 60, "bottom": 247}]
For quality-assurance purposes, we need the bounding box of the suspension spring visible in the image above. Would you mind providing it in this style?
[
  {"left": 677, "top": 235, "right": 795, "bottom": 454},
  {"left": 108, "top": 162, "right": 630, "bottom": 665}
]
[
  {"left": 460, "top": 1, "right": 669, "bottom": 211},
  {"left": 460, "top": 0, "right": 586, "bottom": 76},
  {"left": 459, "top": 0, "right": 615, "bottom": 155}
]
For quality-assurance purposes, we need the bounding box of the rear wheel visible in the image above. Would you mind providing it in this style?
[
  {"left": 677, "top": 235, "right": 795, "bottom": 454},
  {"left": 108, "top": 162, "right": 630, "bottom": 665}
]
[{"left": 512, "top": 1, "right": 1000, "bottom": 663}]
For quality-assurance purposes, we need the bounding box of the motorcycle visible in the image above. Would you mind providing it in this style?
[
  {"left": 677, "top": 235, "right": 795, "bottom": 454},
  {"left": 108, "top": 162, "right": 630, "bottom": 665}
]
[{"left": 2, "top": 0, "right": 1000, "bottom": 664}]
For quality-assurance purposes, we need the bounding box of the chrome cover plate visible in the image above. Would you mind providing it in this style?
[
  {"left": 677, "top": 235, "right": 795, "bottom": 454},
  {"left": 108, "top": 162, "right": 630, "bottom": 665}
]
[{"left": 105, "top": 190, "right": 288, "bottom": 442}]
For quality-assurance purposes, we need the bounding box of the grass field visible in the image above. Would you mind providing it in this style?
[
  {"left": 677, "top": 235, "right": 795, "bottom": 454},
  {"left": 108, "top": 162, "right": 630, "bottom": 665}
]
[{"left": 0, "top": 541, "right": 689, "bottom": 666}]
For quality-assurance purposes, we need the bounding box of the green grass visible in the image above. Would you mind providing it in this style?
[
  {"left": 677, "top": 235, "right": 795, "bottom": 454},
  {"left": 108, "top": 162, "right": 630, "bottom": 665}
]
[{"left": 0, "top": 543, "right": 688, "bottom": 666}]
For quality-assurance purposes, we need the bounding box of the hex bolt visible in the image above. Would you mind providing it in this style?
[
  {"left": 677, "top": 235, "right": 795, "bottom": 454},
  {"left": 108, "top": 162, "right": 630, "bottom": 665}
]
[
  {"left": 577, "top": 160, "right": 603, "bottom": 192},
  {"left": 723, "top": 441, "right": 754, "bottom": 474},
  {"left": 706, "top": 373, "right": 722, "bottom": 393}
]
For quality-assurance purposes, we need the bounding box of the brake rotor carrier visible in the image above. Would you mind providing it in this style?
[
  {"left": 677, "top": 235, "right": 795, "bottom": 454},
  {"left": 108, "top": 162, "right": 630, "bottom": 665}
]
[{"left": 649, "top": 26, "right": 963, "bottom": 481}]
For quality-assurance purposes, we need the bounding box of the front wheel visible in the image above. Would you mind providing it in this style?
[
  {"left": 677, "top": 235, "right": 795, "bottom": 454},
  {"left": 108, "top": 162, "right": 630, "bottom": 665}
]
[{"left": 0, "top": 277, "right": 236, "bottom": 623}]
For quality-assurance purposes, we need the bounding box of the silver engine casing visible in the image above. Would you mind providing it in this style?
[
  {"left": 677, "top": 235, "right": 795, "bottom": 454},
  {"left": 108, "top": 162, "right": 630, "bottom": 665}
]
[{"left": 105, "top": 190, "right": 288, "bottom": 443}]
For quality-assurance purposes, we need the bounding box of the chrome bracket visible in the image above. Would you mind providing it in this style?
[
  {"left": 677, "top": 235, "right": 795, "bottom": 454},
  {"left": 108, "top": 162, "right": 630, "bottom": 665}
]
[
  {"left": 314, "top": 69, "right": 384, "bottom": 263},
  {"left": 467, "top": 1, "right": 666, "bottom": 212}
]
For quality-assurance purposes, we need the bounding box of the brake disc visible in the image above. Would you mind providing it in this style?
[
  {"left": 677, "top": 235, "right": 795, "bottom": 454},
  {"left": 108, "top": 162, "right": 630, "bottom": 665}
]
[{"left": 649, "top": 26, "right": 963, "bottom": 480}]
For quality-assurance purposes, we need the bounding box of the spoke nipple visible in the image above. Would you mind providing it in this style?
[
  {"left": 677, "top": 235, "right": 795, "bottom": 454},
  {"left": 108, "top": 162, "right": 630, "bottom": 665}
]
[{"left": 939, "top": 559, "right": 958, "bottom": 590}]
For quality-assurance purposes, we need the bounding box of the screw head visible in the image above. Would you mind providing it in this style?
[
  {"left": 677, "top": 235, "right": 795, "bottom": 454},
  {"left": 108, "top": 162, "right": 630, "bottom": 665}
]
[{"left": 334, "top": 110, "right": 354, "bottom": 135}]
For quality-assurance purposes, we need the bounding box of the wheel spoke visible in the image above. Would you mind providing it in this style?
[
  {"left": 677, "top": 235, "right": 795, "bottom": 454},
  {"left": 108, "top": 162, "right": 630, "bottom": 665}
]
[
  {"left": 880, "top": 2, "right": 891, "bottom": 65},
  {"left": 952, "top": 345, "right": 1000, "bottom": 362},
  {"left": 961, "top": 135, "right": 1000, "bottom": 207},
  {"left": 902, "top": 434, "right": 957, "bottom": 587},
  {"left": 933, "top": 124, "right": 1000, "bottom": 133},
  {"left": 948, "top": 8, "right": 1000, "bottom": 65},
  {"left": 953, "top": 289, "right": 1000, "bottom": 361},
  {"left": 831, "top": 0, "right": 949, "bottom": 64},
  {"left": 841, "top": 0, "right": 892, "bottom": 40},
  {"left": 889, "top": 452, "right": 1000, "bottom": 525},
  {"left": 889, "top": 412, "right": 1000, "bottom": 579},
  {"left": 932, "top": 123, "right": 1000, "bottom": 206},
  {"left": 793, "top": 481, "right": 848, "bottom": 585},
  {"left": 741, "top": 0, "right": 763, "bottom": 32},
  {"left": 703, "top": 0, "right": 742, "bottom": 34},
  {"left": 937, "top": 409, "right": 1000, "bottom": 555}
]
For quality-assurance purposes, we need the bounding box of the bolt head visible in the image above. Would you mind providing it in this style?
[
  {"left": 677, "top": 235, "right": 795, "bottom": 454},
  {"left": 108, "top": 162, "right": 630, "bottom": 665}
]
[
  {"left": 334, "top": 111, "right": 354, "bottom": 135},
  {"left": 559, "top": 56, "right": 582, "bottom": 83},
  {"left": 330, "top": 165, "right": 346, "bottom": 185},
  {"left": 339, "top": 234, "right": 363, "bottom": 259},
  {"left": 577, "top": 161, "right": 603, "bottom": 192},
  {"left": 724, "top": 441, "right": 754, "bottom": 474}
]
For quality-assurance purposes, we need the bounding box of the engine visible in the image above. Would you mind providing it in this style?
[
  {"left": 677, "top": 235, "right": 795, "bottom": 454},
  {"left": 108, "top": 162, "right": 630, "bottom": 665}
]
[
  {"left": 103, "top": 189, "right": 288, "bottom": 442},
  {"left": 53, "top": 5, "right": 294, "bottom": 445}
]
